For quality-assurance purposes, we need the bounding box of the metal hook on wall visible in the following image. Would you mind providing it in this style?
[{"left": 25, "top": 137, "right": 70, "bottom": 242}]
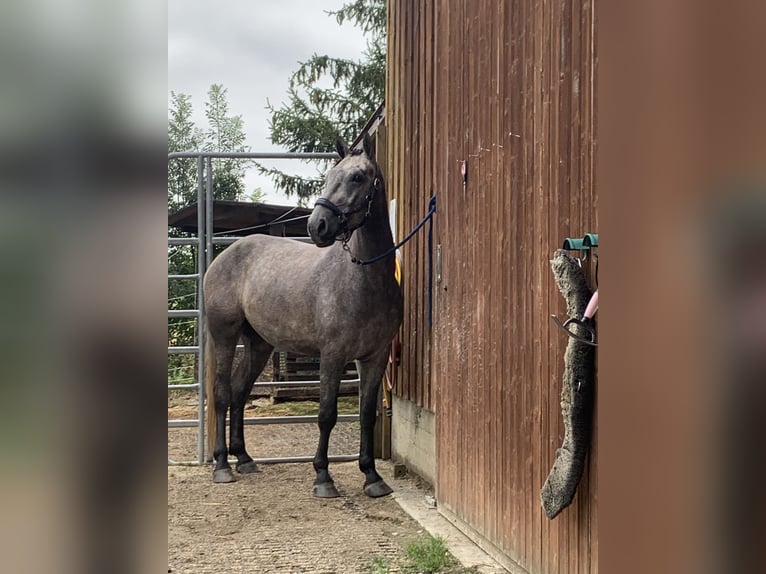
[{"left": 554, "top": 233, "right": 599, "bottom": 345}]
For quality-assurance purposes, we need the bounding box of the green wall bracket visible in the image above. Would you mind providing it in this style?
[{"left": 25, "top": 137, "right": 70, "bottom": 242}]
[
  {"left": 562, "top": 233, "right": 598, "bottom": 251},
  {"left": 562, "top": 238, "right": 586, "bottom": 250}
]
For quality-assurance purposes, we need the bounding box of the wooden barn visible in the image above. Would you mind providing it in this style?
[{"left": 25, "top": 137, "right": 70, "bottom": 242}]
[{"left": 382, "top": 1, "right": 598, "bottom": 572}]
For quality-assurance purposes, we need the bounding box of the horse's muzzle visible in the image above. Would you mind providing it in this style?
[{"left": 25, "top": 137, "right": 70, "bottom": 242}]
[{"left": 307, "top": 210, "right": 338, "bottom": 247}]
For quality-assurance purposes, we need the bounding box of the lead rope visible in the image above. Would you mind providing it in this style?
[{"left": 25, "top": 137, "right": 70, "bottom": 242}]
[{"left": 345, "top": 195, "right": 437, "bottom": 266}]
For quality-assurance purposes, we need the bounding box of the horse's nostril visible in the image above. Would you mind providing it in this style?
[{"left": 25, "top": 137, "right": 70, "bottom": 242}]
[{"left": 317, "top": 219, "right": 327, "bottom": 235}]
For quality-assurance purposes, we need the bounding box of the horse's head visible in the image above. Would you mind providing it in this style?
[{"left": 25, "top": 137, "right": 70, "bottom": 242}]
[{"left": 307, "top": 134, "right": 380, "bottom": 247}]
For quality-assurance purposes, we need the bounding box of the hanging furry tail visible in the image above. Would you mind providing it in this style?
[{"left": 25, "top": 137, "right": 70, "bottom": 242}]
[
  {"left": 204, "top": 321, "right": 217, "bottom": 462},
  {"left": 540, "top": 250, "right": 596, "bottom": 519}
]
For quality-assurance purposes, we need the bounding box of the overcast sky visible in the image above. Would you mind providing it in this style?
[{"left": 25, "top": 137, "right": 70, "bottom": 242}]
[{"left": 168, "top": 1, "right": 370, "bottom": 205}]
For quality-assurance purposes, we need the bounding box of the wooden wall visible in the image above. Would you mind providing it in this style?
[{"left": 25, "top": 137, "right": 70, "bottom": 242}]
[{"left": 386, "top": 1, "right": 598, "bottom": 572}]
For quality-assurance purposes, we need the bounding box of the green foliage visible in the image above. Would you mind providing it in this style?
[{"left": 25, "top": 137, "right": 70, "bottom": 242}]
[
  {"left": 403, "top": 536, "right": 455, "bottom": 573},
  {"left": 262, "top": 0, "right": 386, "bottom": 202},
  {"left": 248, "top": 187, "right": 267, "bottom": 203},
  {"left": 168, "top": 93, "right": 201, "bottom": 377},
  {"left": 168, "top": 91, "right": 202, "bottom": 212},
  {"left": 167, "top": 84, "right": 251, "bottom": 381},
  {"left": 168, "top": 84, "right": 250, "bottom": 210},
  {"left": 204, "top": 84, "right": 249, "bottom": 201},
  {"left": 364, "top": 534, "right": 476, "bottom": 574},
  {"left": 364, "top": 556, "right": 391, "bottom": 574}
]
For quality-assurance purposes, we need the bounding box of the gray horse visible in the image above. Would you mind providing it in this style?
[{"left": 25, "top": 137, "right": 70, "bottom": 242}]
[{"left": 203, "top": 134, "right": 403, "bottom": 498}]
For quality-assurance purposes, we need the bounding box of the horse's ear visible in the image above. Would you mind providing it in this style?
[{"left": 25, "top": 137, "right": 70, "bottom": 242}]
[
  {"left": 362, "top": 133, "right": 375, "bottom": 160},
  {"left": 335, "top": 136, "right": 348, "bottom": 159}
]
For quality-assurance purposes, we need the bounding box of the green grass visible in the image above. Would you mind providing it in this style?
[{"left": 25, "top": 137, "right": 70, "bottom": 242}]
[
  {"left": 364, "top": 556, "right": 391, "bottom": 574},
  {"left": 403, "top": 535, "right": 456, "bottom": 573},
  {"left": 365, "top": 534, "right": 479, "bottom": 574}
]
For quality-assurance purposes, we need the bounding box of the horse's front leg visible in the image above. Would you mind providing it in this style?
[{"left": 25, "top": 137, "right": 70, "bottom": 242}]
[
  {"left": 312, "top": 356, "right": 345, "bottom": 498},
  {"left": 358, "top": 349, "right": 393, "bottom": 497}
]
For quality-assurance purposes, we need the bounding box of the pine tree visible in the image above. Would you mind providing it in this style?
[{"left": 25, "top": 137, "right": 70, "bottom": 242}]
[{"left": 260, "top": 0, "right": 386, "bottom": 203}]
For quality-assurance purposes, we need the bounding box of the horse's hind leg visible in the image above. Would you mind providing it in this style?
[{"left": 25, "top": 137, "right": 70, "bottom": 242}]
[
  {"left": 312, "top": 356, "right": 346, "bottom": 498},
  {"left": 229, "top": 325, "right": 274, "bottom": 474},
  {"left": 210, "top": 328, "right": 239, "bottom": 483},
  {"left": 357, "top": 348, "right": 393, "bottom": 497}
]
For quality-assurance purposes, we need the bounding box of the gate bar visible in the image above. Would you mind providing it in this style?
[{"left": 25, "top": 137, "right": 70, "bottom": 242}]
[
  {"left": 168, "top": 344, "right": 248, "bottom": 354},
  {"left": 169, "top": 309, "right": 199, "bottom": 318},
  {"left": 212, "top": 237, "right": 240, "bottom": 246},
  {"left": 252, "top": 454, "right": 359, "bottom": 465},
  {"left": 167, "top": 454, "right": 359, "bottom": 466},
  {"left": 168, "top": 346, "right": 199, "bottom": 354},
  {"left": 168, "top": 151, "right": 338, "bottom": 160},
  {"left": 196, "top": 155, "right": 206, "bottom": 463},
  {"left": 169, "top": 237, "right": 199, "bottom": 246},
  {"left": 251, "top": 378, "right": 360, "bottom": 388},
  {"left": 168, "top": 413, "right": 359, "bottom": 428}
]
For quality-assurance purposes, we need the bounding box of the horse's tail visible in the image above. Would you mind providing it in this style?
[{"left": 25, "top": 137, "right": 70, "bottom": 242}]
[{"left": 204, "top": 321, "right": 217, "bottom": 462}]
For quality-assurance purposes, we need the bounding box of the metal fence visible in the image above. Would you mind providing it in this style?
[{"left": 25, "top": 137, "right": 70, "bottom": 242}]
[{"left": 167, "top": 151, "right": 363, "bottom": 465}]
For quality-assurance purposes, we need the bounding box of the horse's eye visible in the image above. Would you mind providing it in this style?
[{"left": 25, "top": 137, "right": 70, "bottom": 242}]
[{"left": 352, "top": 172, "right": 364, "bottom": 183}]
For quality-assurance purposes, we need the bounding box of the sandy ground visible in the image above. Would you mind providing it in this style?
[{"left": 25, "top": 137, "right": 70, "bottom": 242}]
[{"left": 168, "top": 402, "right": 432, "bottom": 574}]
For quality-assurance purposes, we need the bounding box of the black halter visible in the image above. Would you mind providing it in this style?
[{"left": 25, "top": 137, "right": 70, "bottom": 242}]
[{"left": 314, "top": 176, "right": 380, "bottom": 242}]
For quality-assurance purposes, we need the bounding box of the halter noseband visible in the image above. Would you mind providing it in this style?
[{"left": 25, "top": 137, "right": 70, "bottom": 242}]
[{"left": 314, "top": 176, "right": 380, "bottom": 242}]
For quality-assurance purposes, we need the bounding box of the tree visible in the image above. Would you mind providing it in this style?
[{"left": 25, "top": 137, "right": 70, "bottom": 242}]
[
  {"left": 248, "top": 187, "right": 267, "bottom": 203},
  {"left": 168, "top": 91, "right": 202, "bottom": 212},
  {"left": 260, "top": 0, "right": 386, "bottom": 202},
  {"left": 204, "top": 84, "right": 250, "bottom": 201},
  {"left": 168, "top": 85, "right": 250, "bottom": 209},
  {"left": 167, "top": 92, "right": 201, "bottom": 384},
  {"left": 167, "top": 85, "right": 251, "bottom": 383}
]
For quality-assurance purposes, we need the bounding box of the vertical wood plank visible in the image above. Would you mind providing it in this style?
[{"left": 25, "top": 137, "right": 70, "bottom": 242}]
[{"left": 389, "top": 0, "right": 598, "bottom": 570}]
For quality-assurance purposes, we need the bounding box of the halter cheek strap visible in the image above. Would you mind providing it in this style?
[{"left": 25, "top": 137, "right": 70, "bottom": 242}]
[{"left": 314, "top": 177, "right": 380, "bottom": 241}]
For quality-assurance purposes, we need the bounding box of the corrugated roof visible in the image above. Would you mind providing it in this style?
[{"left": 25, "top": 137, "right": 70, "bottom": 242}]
[{"left": 168, "top": 201, "right": 312, "bottom": 237}]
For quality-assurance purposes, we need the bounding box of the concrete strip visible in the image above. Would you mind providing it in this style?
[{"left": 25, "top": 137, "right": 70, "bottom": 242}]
[{"left": 378, "top": 461, "right": 508, "bottom": 573}]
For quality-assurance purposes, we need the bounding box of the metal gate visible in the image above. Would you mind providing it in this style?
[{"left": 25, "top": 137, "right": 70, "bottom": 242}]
[{"left": 167, "top": 151, "right": 361, "bottom": 465}]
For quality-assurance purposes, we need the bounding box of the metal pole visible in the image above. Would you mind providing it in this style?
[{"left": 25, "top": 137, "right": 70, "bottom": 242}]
[
  {"left": 196, "top": 155, "right": 206, "bottom": 464},
  {"left": 250, "top": 377, "right": 360, "bottom": 388},
  {"left": 202, "top": 157, "right": 214, "bottom": 463},
  {"left": 168, "top": 346, "right": 200, "bottom": 354},
  {"left": 168, "top": 383, "right": 200, "bottom": 391},
  {"left": 168, "top": 413, "right": 359, "bottom": 428},
  {"left": 205, "top": 156, "right": 214, "bottom": 270},
  {"left": 251, "top": 455, "right": 359, "bottom": 465},
  {"left": 168, "top": 310, "right": 200, "bottom": 318},
  {"left": 167, "top": 454, "right": 359, "bottom": 466},
  {"left": 168, "top": 151, "right": 338, "bottom": 160}
]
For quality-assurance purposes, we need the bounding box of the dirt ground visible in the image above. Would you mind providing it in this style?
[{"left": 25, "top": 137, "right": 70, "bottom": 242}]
[{"left": 168, "top": 399, "right": 434, "bottom": 574}]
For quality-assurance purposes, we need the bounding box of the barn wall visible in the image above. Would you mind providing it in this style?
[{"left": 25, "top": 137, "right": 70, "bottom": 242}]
[{"left": 386, "top": 1, "right": 598, "bottom": 573}]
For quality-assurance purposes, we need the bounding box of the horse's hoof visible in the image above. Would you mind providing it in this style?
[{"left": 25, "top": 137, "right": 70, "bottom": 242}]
[
  {"left": 364, "top": 480, "right": 393, "bottom": 498},
  {"left": 213, "top": 468, "right": 236, "bottom": 483},
  {"left": 313, "top": 482, "right": 340, "bottom": 498},
  {"left": 236, "top": 460, "right": 259, "bottom": 474}
]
